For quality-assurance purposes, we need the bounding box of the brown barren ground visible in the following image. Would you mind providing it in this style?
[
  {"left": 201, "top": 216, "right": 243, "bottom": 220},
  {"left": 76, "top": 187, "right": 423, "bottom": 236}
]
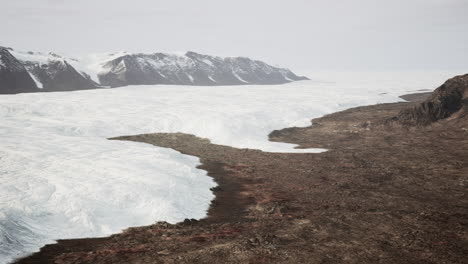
[{"left": 17, "top": 93, "right": 468, "bottom": 264}]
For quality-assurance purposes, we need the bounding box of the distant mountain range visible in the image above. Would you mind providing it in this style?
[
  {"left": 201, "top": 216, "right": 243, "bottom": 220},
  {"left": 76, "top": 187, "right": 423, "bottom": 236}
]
[{"left": 0, "top": 47, "right": 308, "bottom": 94}]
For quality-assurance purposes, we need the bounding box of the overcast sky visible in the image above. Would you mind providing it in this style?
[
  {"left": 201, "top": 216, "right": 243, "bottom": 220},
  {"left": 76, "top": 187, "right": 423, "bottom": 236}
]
[{"left": 2, "top": 0, "right": 468, "bottom": 72}]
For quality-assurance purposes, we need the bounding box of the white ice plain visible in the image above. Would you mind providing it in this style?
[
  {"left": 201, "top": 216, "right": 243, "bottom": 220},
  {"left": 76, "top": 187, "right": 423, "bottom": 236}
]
[{"left": 0, "top": 71, "right": 461, "bottom": 263}]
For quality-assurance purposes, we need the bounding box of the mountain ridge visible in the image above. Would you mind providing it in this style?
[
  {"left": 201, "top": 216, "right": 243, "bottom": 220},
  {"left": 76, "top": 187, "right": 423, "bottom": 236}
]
[
  {"left": 97, "top": 50, "right": 308, "bottom": 87},
  {"left": 0, "top": 47, "right": 308, "bottom": 94}
]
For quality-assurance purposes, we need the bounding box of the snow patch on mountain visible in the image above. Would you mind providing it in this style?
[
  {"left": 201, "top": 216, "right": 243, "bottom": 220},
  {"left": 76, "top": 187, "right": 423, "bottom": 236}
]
[
  {"left": 233, "top": 72, "right": 248, "bottom": 83},
  {"left": 27, "top": 72, "right": 43, "bottom": 89},
  {"left": 69, "top": 52, "right": 130, "bottom": 83},
  {"left": 9, "top": 50, "right": 54, "bottom": 65}
]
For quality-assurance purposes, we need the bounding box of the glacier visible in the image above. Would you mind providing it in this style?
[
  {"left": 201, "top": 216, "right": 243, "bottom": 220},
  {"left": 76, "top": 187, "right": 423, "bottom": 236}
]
[{"left": 0, "top": 71, "right": 461, "bottom": 263}]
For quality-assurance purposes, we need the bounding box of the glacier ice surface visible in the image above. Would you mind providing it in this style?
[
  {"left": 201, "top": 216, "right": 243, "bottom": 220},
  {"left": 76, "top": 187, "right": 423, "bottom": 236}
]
[{"left": 0, "top": 71, "right": 461, "bottom": 263}]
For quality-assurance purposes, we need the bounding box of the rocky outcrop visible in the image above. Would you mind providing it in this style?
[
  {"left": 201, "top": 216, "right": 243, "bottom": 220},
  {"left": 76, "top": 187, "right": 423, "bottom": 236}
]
[
  {"left": 0, "top": 47, "right": 39, "bottom": 94},
  {"left": 390, "top": 74, "right": 468, "bottom": 126},
  {"left": 98, "top": 51, "right": 308, "bottom": 87}
]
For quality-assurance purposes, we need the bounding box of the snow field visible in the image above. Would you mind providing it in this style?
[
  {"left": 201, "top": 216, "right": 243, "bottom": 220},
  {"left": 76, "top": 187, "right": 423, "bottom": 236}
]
[{"left": 0, "top": 71, "right": 460, "bottom": 263}]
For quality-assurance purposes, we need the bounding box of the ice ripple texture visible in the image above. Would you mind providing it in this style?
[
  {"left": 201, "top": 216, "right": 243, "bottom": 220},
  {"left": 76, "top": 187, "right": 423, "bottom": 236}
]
[{"left": 0, "top": 71, "right": 459, "bottom": 263}]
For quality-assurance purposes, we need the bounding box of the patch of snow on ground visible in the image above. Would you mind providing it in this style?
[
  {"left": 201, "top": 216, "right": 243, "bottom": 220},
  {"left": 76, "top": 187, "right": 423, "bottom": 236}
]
[{"left": 0, "top": 71, "right": 462, "bottom": 263}]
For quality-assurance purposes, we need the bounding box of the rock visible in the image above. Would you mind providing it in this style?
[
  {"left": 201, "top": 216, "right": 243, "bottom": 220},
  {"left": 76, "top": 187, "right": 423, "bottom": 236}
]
[
  {"left": 156, "top": 249, "right": 170, "bottom": 255},
  {"left": 389, "top": 74, "right": 468, "bottom": 126},
  {"left": 181, "top": 218, "right": 199, "bottom": 226}
]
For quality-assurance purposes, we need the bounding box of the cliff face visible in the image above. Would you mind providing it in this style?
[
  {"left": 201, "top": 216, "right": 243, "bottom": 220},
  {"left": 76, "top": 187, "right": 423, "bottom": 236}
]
[
  {"left": 0, "top": 48, "right": 39, "bottom": 94},
  {"left": 391, "top": 74, "right": 468, "bottom": 126}
]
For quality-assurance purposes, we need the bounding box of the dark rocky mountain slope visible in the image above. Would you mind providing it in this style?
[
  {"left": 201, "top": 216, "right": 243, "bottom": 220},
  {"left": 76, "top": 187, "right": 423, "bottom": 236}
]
[
  {"left": 17, "top": 52, "right": 99, "bottom": 92},
  {"left": 0, "top": 47, "right": 39, "bottom": 94}
]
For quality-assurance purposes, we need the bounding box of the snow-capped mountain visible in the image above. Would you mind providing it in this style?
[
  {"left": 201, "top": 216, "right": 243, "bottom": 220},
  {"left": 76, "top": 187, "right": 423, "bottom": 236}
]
[
  {"left": 10, "top": 50, "right": 99, "bottom": 92},
  {"left": 0, "top": 47, "right": 38, "bottom": 94},
  {"left": 97, "top": 51, "right": 309, "bottom": 87},
  {"left": 0, "top": 47, "right": 308, "bottom": 94}
]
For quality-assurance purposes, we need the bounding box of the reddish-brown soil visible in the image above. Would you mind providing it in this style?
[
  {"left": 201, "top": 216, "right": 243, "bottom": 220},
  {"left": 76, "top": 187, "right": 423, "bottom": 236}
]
[{"left": 16, "top": 93, "right": 468, "bottom": 264}]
